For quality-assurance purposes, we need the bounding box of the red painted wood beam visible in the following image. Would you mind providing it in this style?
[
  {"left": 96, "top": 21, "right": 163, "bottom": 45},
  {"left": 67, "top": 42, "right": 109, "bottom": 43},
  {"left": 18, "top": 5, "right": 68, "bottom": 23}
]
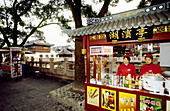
[
  {"left": 86, "top": 35, "right": 90, "bottom": 83},
  {"left": 93, "top": 55, "right": 96, "bottom": 79}
]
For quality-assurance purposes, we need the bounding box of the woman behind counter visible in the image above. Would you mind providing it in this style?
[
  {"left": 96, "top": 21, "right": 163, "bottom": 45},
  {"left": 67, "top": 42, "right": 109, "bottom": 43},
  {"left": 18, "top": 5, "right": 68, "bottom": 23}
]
[
  {"left": 139, "top": 53, "right": 162, "bottom": 77},
  {"left": 117, "top": 54, "right": 137, "bottom": 79}
]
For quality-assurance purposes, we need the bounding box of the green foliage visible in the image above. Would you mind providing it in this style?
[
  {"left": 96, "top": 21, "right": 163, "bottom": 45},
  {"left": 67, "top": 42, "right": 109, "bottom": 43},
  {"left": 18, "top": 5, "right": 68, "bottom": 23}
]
[
  {"left": 0, "top": 0, "right": 67, "bottom": 48},
  {"left": 81, "top": 4, "right": 97, "bottom": 17},
  {"left": 57, "top": 15, "right": 72, "bottom": 29},
  {"left": 0, "top": 0, "right": 137, "bottom": 48}
]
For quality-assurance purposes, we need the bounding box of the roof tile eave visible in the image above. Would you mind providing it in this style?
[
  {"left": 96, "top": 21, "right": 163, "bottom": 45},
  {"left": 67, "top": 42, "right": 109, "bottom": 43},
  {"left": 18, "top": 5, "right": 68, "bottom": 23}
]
[{"left": 68, "top": 3, "right": 170, "bottom": 37}]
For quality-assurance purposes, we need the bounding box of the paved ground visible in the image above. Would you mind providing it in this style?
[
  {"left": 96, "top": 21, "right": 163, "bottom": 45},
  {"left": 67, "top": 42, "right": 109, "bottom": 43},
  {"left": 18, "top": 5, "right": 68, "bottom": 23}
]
[{"left": 0, "top": 74, "right": 72, "bottom": 111}]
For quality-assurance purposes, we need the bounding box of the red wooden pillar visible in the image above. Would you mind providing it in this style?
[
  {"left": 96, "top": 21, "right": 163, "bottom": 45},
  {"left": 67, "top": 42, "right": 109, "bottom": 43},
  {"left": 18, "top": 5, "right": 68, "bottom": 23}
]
[
  {"left": 82, "top": 35, "right": 86, "bottom": 49},
  {"left": 93, "top": 55, "right": 96, "bottom": 78},
  {"left": 86, "top": 35, "right": 90, "bottom": 83}
]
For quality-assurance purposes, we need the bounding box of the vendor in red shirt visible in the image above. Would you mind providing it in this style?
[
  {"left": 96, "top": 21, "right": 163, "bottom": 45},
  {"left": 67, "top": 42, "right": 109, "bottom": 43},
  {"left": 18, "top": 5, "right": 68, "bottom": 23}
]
[
  {"left": 117, "top": 54, "right": 137, "bottom": 79},
  {"left": 139, "top": 53, "right": 162, "bottom": 77}
]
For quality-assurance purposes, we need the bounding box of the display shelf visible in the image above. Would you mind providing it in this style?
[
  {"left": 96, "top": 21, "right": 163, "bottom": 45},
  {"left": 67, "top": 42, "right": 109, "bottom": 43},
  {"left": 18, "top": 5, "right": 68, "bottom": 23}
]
[{"left": 85, "top": 83, "right": 170, "bottom": 111}]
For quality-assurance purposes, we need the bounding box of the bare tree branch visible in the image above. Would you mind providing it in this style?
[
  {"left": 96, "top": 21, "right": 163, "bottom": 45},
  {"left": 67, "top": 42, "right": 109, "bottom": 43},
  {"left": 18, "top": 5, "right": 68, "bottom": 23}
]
[
  {"left": 19, "top": 18, "right": 46, "bottom": 46},
  {"left": 97, "top": 0, "right": 111, "bottom": 17},
  {"left": 0, "top": 41, "right": 5, "bottom": 48},
  {"left": 0, "top": 27, "right": 11, "bottom": 47},
  {"left": 39, "top": 23, "right": 60, "bottom": 28}
]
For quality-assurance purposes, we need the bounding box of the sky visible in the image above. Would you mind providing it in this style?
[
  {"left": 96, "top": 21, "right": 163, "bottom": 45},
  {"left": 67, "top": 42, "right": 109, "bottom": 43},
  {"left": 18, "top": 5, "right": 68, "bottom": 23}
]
[{"left": 31, "top": 0, "right": 141, "bottom": 47}]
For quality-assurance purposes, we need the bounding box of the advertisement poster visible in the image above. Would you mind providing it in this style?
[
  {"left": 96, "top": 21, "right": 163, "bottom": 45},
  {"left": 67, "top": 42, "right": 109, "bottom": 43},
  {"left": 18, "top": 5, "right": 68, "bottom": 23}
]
[
  {"left": 119, "top": 92, "right": 136, "bottom": 111},
  {"left": 140, "top": 96, "right": 162, "bottom": 111},
  {"left": 90, "top": 46, "right": 113, "bottom": 55},
  {"left": 101, "top": 88, "right": 116, "bottom": 111},
  {"left": 87, "top": 86, "right": 99, "bottom": 107}
]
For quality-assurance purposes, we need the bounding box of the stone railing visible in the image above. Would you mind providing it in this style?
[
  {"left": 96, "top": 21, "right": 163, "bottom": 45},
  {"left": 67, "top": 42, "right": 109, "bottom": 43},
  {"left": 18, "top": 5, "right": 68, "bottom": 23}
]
[
  {"left": 26, "top": 57, "right": 75, "bottom": 80},
  {"left": 26, "top": 56, "right": 169, "bottom": 79}
]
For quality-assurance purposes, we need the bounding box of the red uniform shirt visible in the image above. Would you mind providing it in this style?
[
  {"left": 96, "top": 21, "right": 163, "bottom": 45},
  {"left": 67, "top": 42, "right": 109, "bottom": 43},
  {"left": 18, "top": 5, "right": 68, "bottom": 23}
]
[
  {"left": 117, "top": 64, "right": 137, "bottom": 79},
  {"left": 139, "top": 63, "right": 162, "bottom": 77}
]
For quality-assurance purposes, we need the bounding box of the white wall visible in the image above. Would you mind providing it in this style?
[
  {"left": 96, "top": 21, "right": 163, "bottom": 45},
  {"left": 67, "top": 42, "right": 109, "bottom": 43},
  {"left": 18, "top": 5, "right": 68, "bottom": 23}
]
[
  {"left": 25, "top": 50, "right": 58, "bottom": 58},
  {"left": 160, "top": 43, "right": 170, "bottom": 67}
]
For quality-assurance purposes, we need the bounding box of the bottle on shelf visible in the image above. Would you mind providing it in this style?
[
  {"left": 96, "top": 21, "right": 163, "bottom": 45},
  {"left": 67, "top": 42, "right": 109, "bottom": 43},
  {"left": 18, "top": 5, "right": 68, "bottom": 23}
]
[
  {"left": 113, "top": 75, "right": 117, "bottom": 86},
  {"left": 139, "top": 76, "right": 143, "bottom": 90},
  {"left": 123, "top": 76, "right": 125, "bottom": 87},
  {"left": 125, "top": 76, "right": 129, "bottom": 88},
  {"left": 119, "top": 76, "right": 123, "bottom": 87},
  {"left": 128, "top": 74, "right": 132, "bottom": 88},
  {"left": 135, "top": 76, "right": 139, "bottom": 89},
  {"left": 132, "top": 77, "right": 135, "bottom": 89}
]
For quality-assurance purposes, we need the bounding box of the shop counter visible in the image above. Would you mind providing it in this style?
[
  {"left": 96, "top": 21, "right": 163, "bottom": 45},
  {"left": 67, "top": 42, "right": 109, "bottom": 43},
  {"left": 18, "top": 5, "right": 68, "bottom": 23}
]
[
  {"left": 1, "top": 62, "right": 22, "bottom": 78},
  {"left": 85, "top": 82, "right": 170, "bottom": 111}
]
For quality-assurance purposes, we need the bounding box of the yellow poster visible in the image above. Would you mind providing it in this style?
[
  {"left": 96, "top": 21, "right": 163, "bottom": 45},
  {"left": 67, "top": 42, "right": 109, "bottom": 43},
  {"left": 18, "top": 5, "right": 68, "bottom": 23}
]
[
  {"left": 119, "top": 92, "right": 136, "bottom": 111},
  {"left": 87, "top": 86, "right": 99, "bottom": 107},
  {"left": 101, "top": 88, "right": 116, "bottom": 111}
]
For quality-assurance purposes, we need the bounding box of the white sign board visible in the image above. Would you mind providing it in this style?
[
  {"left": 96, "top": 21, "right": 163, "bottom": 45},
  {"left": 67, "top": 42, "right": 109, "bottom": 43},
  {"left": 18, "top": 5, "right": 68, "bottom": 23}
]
[
  {"left": 90, "top": 46, "right": 113, "bottom": 55},
  {"left": 160, "top": 43, "right": 170, "bottom": 67}
]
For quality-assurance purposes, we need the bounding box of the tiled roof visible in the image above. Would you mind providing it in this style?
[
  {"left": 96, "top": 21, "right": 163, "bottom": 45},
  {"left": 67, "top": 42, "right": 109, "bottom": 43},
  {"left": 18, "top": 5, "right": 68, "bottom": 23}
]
[
  {"left": 63, "top": 2, "right": 170, "bottom": 37},
  {"left": 58, "top": 48, "right": 72, "bottom": 55},
  {"left": 24, "top": 39, "right": 54, "bottom": 46}
]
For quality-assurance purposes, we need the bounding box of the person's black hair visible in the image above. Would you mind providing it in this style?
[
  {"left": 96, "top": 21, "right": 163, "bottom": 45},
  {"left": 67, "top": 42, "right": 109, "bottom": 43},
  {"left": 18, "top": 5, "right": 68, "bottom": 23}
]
[
  {"left": 123, "top": 56, "right": 130, "bottom": 61},
  {"left": 145, "top": 56, "right": 153, "bottom": 60},
  {"left": 145, "top": 53, "right": 153, "bottom": 60}
]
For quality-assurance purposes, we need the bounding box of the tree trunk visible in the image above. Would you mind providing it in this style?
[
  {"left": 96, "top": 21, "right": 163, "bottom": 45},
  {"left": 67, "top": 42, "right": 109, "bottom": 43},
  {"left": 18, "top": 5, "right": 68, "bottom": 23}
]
[
  {"left": 73, "top": 38, "right": 85, "bottom": 91},
  {"left": 65, "top": 0, "right": 85, "bottom": 91}
]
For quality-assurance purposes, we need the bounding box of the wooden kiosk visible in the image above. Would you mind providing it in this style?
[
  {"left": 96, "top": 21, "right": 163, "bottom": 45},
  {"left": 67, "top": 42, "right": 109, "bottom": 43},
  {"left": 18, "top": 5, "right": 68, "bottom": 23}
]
[
  {"left": 65, "top": 2, "right": 170, "bottom": 111},
  {"left": 1, "top": 47, "right": 23, "bottom": 78}
]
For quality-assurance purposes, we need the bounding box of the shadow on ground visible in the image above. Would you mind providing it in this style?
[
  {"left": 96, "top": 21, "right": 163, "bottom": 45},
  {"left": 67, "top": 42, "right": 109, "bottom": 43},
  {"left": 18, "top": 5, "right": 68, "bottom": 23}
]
[{"left": 0, "top": 74, "right": 72, "bottom": 111}]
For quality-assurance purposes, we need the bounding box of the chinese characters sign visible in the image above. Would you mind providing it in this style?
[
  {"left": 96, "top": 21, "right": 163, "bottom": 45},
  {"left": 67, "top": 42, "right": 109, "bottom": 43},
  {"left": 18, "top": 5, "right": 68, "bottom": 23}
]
[
  {"left": 153, "top": 25, "right": 170, "bottom": 34},
  {"left": 119, "top": 92, "right": 137, "bottom": 111},
  {"left": 101, "top": 88, "right": 116, "bottom": 111},
  {"left": 89, "top": 33, "right": 106, "bottom": 40},
  {"left": 106, "top": 26, "right": 153, "bottom": 42},
  {"left": 87, "top": 18, "right": 101, "bottom": 25},
  {"left": 87, "top": 86, "right": 99, "bottom": 107},
  {"left": 140, "top": 96, "right": 162, "bottom": 111}
]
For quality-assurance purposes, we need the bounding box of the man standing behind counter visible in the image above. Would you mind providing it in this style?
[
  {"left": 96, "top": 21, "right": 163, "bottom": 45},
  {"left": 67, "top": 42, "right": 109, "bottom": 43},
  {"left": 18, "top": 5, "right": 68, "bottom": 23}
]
[{"left": 139, "top": 53, "right": 162, "bottom": 77}]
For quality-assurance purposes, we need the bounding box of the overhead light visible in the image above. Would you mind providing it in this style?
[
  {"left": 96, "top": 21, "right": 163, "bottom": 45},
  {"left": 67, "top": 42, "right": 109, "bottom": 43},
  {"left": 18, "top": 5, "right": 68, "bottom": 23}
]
[
  {"left": 146, "top": 8, "right": 150, "bottom": 12},
  {"left": 152, "top": 7, "right": 157, "bottom": 11},
  {"left": 158, "top": 5, "right": 164, "bottom": 9}
]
